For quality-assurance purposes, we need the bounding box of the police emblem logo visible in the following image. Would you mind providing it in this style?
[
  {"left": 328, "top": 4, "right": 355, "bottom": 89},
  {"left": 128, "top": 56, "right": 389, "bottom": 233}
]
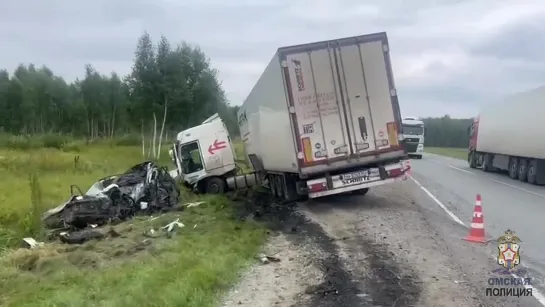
[{"left": 497, "top": 229, "right": 521, "bottom": 271}]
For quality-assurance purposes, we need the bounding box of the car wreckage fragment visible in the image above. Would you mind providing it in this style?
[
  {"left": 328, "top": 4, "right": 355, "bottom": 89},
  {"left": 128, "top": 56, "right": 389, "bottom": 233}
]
[{"left": 42, "top": 161, "right": 180, "bottom": 230}]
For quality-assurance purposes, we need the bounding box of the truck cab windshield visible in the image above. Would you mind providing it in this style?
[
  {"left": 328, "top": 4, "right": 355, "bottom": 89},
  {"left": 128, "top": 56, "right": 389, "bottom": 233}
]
[
  {"left": 403, "top": 125, "right": 424, "bottom": 135},
  {"left": 180, "top": 142, "right": 204, "bottom": 174}
]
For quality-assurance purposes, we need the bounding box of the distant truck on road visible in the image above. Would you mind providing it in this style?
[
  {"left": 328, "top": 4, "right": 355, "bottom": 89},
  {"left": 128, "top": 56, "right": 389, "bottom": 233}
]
[
  {"left": 468, "top": 85, "right": 545, "bottom": 185},
  {"left": 170, "top": 32, "right": 411, "bottom": 199},
  {"left": 402, "top": 117, "right": 425, "bottom": 159}
]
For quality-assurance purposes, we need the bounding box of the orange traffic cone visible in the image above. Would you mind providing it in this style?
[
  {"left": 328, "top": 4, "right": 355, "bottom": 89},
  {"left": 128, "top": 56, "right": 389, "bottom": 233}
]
[{"left": 463, "top": 194, "right": 487, "bottom": 243}]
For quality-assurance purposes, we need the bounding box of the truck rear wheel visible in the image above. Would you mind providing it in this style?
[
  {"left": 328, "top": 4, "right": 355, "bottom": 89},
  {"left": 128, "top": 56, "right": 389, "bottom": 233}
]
[
  {"left": 509, "top": 158, "right": 519, "bottom": 179},
  {"left": 282, "top": 174, "right": 298, "bottom": 201},
  {"left": 518, "top": 159, "right": 529, "bottom": 182},
  {"left": 482, "top": 153, "right": 494, "bottom": 172},
  {"left": 468, "top": 151, "right": 477, "bottom": 169},
  {"left": 268, "top": 175, "right": 277, "bottom": 196},
  {"left": 267, "top": 174, "right": 283, "bottom": 199},
  {"left": 274, "top": 175, "right": 284, "bottom": 199},
  {"left": 528, "top": 159, "right": 538, "bottom": 184}
]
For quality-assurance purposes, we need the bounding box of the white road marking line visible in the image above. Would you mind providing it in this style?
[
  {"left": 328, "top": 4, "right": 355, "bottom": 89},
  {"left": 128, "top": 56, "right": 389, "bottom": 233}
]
[
  {"left": 425, "top": 158, "right": 476, "bottom": 175},
  {"left": 492, "top": 179, "right": 545, "bottom": 199},
  {"left": 447, "top": 164, "right": 476, "bottom": 175},
  {"left": 409, "top": 175, "right": 545, "bottom": 306},
  {"left": 409, "top": 176, "right": 466, "bottom": 227}
]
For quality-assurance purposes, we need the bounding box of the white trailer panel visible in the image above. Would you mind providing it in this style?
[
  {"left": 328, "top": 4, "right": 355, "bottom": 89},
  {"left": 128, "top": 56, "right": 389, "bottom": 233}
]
[
  {"left": 238, "top": 54, "right": 299, "bottom": 173},
  {"left": 477, "top": 85, "right": 545, "bottom": 160},
  {"left": 239, "top": 32, "right": 405, "bottom": 175}
]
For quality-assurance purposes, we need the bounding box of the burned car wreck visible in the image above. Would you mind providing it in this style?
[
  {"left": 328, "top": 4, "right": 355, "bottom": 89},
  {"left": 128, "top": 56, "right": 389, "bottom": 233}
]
[{"left": 43, "top": 161, "right": 180, "bottom": 230}]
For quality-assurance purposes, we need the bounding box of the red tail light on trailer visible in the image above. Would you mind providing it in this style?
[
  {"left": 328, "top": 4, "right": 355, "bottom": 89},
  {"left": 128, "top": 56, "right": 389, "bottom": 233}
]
[{"left": 309, "top": 182, "right": 327, "bottom": 192}]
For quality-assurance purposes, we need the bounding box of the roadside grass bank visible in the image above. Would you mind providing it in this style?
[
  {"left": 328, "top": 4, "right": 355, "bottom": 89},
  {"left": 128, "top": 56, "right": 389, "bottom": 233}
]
[
  {"left": 425, "top": 147, "right": 467, "bottom": 160},
  {"left": 0, "top": 138, "right": 267, "bottom": 307}
]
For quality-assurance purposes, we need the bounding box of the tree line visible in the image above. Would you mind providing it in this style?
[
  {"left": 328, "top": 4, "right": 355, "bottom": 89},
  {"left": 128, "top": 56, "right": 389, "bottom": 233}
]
[
  {"left": 0, "top": 32, "right": 471, "bottom": 149},
  {"left": 0, "top": 32, "right": 240, "bottom": 140},
  {"left": 421, "top": 115, "right": 473, "bottom": 148}
]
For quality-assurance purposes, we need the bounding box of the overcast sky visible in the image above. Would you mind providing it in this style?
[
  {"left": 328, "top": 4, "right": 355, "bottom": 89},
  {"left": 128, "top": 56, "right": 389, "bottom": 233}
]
[{"left": 1, "top": 0, "right": 544, "bottom": 118}]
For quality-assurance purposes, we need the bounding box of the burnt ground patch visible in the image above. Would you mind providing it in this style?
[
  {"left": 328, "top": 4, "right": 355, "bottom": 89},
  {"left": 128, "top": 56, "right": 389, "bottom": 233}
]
[
  {"left": 230, "top": 190, "right": 422, "bottom": 307},
  {"left": 358, "top": 238, "right": 422, "bottom": 306}
]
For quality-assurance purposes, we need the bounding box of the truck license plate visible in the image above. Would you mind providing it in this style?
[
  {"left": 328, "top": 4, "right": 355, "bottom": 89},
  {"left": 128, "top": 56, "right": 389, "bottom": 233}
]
[{"left": 340, "top": 170, "right": 370, "bottom": 185}]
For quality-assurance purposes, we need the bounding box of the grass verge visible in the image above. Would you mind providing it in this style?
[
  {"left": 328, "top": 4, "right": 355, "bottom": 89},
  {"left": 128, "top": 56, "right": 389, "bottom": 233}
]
[
  {"left": 425, "top": 147, "right": 467, "bottom": 160},
  {"left": 0, "top": 142, "right": 266, "bottom": 307}
]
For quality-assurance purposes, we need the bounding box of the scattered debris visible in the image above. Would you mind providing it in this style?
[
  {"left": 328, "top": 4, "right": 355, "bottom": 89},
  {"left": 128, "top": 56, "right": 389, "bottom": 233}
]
[
  {"left": 59, "top": 229, "right": 105, "bottom": 244},
  {"left": 143, "top": 228, "right": 159, "bottom": 238},
  {"left": 21, "top": 238, "right": 44, "bottom": 249},
  {"left": 163, "top": 218, "right": 185, "bottom": 232},
  {"left": 186, "top": 201, "right": 205, "bottom": 208},
  {"left": 257, "top": 253, "right": 281, "bottom": 264},
  {"left": 107, "top": 227, "right": 121, "bottom": 238}
]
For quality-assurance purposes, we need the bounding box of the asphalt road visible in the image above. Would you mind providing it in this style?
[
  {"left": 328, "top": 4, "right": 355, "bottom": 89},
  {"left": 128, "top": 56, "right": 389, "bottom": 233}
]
[
  {"left": 224, "top": 170, "right": 545, "bottom": 306},
  {"left": 411, "top": 153, "right": 545, "bottom": 299},
  {"left": 173, "top": 153, "right": 545, "bottom": 306}
]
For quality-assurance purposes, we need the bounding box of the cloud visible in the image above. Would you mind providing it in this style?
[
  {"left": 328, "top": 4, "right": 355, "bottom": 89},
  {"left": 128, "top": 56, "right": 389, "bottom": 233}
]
[{"left": 1, "top": 0, "right": 545, "bottom": 118}]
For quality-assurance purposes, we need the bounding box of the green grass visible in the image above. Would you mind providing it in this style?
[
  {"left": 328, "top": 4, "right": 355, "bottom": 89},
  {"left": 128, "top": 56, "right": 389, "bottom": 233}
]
[
  {"left": 425, "top": 147, "right": 468, "bottom": 160},
  {"left": 0, "top": 140, "right": 266, "bottom": 307}
]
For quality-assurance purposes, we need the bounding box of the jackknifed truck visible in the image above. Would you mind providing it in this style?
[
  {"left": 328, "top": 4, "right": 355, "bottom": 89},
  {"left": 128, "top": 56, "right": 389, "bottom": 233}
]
[
  {"left": 468, "top": 85, "right": 545, "bottom": 185},
  {"left": 170, "top": 32, "right": 411, "bottom": 199}
]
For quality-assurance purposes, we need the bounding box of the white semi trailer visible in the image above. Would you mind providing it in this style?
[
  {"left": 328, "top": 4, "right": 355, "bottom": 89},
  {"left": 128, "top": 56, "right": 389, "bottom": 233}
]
[
  {"left": 170, "top": 32, "right": 411, "bottom": 199},
  {"left": 468, "top": 85, "right": 545, "bottom": 185},
  {"left": 236, "top": 32, "right": 411, "bottom": 199}
]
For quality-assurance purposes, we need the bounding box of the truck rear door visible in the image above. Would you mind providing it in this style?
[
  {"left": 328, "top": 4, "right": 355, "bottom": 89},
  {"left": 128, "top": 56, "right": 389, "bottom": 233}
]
[
  {"left": 336, "top": 38, "right": 400, "bottom": 154},
  {"left": 282, "top": 47, "right": 351, "bottom": 166},
  {"left": 280, "top": 32, "right": 402, "bottom": 168}
]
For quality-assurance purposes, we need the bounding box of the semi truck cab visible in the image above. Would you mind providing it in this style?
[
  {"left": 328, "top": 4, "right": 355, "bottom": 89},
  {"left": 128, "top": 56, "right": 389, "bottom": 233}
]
[
  {"left": 169, "top": 113, "right": 238, "bottom": 193},
  {"left": 402, "top": 117, "right": 425, "bottom": 159}
]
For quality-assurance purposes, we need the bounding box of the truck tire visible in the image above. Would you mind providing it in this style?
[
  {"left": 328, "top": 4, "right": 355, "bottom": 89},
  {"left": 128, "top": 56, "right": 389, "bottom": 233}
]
[
  {"left": 528, "top": 159, "right": 538, "bottom": 184},
  {"left": 282, "top": 174, "right": 298, "bottom": 201},
  {"left": 518, "top": 159, "right": 529, "bottom": 182},
  {"left": 274, "top": 175, "right": 284, "bottom": 199},
  {"left": 482, "top": 153, "right": 493, "bottom": 172},
  {"left": 468, "top": 151, "right": 477, "bottom": 169},
  {"left": 509, "top": 158, "right": 519, "bottom": 179},
  {"left": 268, "top": 175, "right": 277, "bottom": 197},
  {"left": 205, "top": 177, "right": 225, "bottom": 194},
  {"left": 351, "top": 188, "right": 369, "bottom": 196}
]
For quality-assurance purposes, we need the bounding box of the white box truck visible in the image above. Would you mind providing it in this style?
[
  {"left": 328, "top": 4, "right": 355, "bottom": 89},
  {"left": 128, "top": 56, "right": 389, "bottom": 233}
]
[
  {"left": 169, "top": 32, "right": 411, "bottom": 199},
  {"left": 468, "top": 85, "right": 545, "bottom": 185}
]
